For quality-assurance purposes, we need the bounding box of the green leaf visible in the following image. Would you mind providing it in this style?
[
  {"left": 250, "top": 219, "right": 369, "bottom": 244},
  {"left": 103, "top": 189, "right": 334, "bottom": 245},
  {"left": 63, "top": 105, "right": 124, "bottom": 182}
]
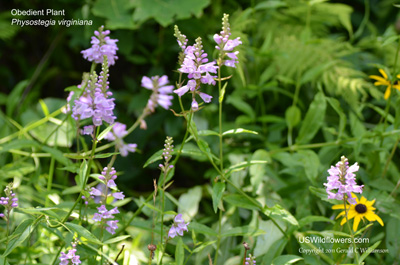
[
  {"left": 271, "top": 255, "right": 303, "bottom": 265},
  {"left": 225, "top": 160, "right": 268, "bottom": 178},
  {"left": 297, "top": 150, "right": 319, "bottom": 183},
  {"left": 192, "top": 241, "right": 216, "bottom": 253},
  {"left": 309, "top": 186, "right": 337, "bottom": 204},
  {"left": 222, "top": 128, "right": 258, "bottom": 136},
  {"left": 221, "top": 226, "right": 266, "bottom": 237},
  {"left": 298, "top": 216, "right": 335, "bottom": 228},
  {"left": 224, "top": 193, "right": 261, "bottom": 210},
  {"left": 197, "top": 139, "right": 215, "bottom": 164},
  {"left": 190, "top": 222, "right": 217, "bottom": 236},
  {"left": 250, "top": 150, "right": 270, "bottom": 188},
  {"left": 326, "top": 97, "right": 346, "bottom": 139},
  {"left": 219, "top": 82, "right": 228, "bottom": 103},
  {"left": 178, "top": 186, "right": 202, "bottom": 220},
  {"left": 92, "top": 0, "right": 137, "bottom": 29},
  {"left": 132, "top": 0, "right": 210, "bottom": 27},
  {"left": 212, "top": 182, "right": 225, "bottom": 213},
  {"left": 97, "top": 123, "right": 115, "bottom": 141},
  {"left": 264, "top": 204, "right": 299, "bottom": 227},
  {"left": 3, "top": 219, "right": 35, "bottom": 257},
  {"left": 64, "top": 222, "right": 102, "bottom": 244},
  {"left": 176, "top": 238, "right": 184, "bottom": 265},
  {"left": 254, "top": 220, "right": 287, "bottom": 257},
  {"left": 226, "top": 95, "right": 255, "bottom": 119},
  {"left": 103, "top": 235, "right": 131, "bottom": 244},
  {"left": 296, "top": 92, "right": 326, "bottom": 144},
  {"left": 7, "top": 80, "right": 28, "bottom": 116},
  {"left": 359, "top": 241, "right": 381, "bottom": 263},
  {"left": 0, "top": 256, "right": 10, "bottom": 265},
  {"left": 285, "top": 105, "right": 301, "bottom": 128}
]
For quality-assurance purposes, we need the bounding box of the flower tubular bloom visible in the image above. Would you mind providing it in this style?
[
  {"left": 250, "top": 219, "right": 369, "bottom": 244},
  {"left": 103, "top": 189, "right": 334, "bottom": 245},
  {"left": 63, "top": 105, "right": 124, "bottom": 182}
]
[
  {"left": 168, "top": 214, "right": 189, "bottom": 238},
  {"left": 173, "top": 32, "right": 218, "bottom": 110},
  {"left": 323, "top": 156, "right": 364, "bottom": 204},
  {"left": 72, "top": 59, "right": 116, "bottom": 127},
  {"left": 214, "top": 13, "right": 242, "bottom": 68},
  {"left": 104, "top": 122, "right": 137, "bottom": 157},
  {"left": 142, "top": 75, "right": 174, "bottom": 112},
  {"left": 81, "top": 26, "right": 118, "bottom": 66}
]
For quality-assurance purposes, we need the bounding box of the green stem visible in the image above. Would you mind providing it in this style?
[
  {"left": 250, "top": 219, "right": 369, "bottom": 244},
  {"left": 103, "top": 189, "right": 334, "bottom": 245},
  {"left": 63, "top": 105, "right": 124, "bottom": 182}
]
[
  {"left": 381, "top": 136, "right": 400, "bottom": 178},
  {"left": 218, "top": 67, "right": 224, "bottom": 172},
  {"left": 159, "top": 238, "right": 169, "bottom": 265},
  {"left": 343, "top": 198, "right": 360, "bottom": 264},
  {"left": 61, "top": 133, "right": 98, "bottom": 225},
  {"left": 213, "top": 210, "right": 223, "bottom": 265},
  {"left": 45, "top": 158, "right": 55, "bottom": 207}
]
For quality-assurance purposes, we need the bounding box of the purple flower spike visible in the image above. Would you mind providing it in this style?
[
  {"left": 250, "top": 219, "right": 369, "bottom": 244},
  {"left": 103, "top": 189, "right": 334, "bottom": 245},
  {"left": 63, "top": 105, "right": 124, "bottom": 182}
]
[
  {"left": 324, "top": 156, "right": 364, "bottom": 204},
  {"left": 173, "top": 34, "right": 218, "bottom": 110},
  {"left": 81, "top": 26, "right": 118, "bottom": 66},
  {"left": 214, "top": 14, "right": 242, "bottom": 68}
]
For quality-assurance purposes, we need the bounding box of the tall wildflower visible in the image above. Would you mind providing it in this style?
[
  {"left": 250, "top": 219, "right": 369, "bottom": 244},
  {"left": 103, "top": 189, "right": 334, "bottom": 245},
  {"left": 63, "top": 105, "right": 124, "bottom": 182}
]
[
  {"left": 81, "top": 26, "right": 118, "bottom": 66},
  {"left": 324, "top": 156, "right": 364, "bottom": 204},
  {"left": 72, "top": 58, "right": 116, "bottom": 129},
  {"left": 90, "top": 167, "right": 124, "bottom": 234},
  {"left": 0, "top": 183, "right": 18, "bottom": 219},
  {"left": 173, "top": 27, "right": 218, "bottom": 110},
  {"left": 214, "top": 13, "right": 242, "bottom": 68}
]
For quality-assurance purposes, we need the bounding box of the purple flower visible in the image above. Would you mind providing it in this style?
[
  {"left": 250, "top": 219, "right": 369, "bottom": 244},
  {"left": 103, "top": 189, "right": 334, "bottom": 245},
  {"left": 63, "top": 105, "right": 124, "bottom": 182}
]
[
  {"left": 59, "top": 240, "right": 81, "bottom": 265},
  {"left": 104, "top": 122, "right": 137, "bottom": 157},
  {"left": 71, "top": 63, "right": 116, "bottom": 127},
  {"left": 0, "top": 184, "right": 18, "bottom": 212},
  {"left": 173, "top": 35, "right": 217, "bottom": 109},
  {"left": 91, "top": 166, "right": 122, "bottom": 235},
  {"left": 245, "top": 255, "right": 256, "bottom": 265},
  {"left": 81, "top": 26, "right": 118, "bottom": 66},
  {"left": 112, "top": 192, "right": 125, "bottom": 200},
  {"left": 106, "top": 220, "right": 119, "bottom": 234},
  {"left": 214, "top": 14, "right": 242, "bottom": 68},
  {"left": 324, "top": 156, "right": 364, "bottom": 204},
  {"left": 168, "top": 214, "right": 189, "bottom": 238},
  {"left": 142, "top": 75, "right": 174, "bottom": 112}
]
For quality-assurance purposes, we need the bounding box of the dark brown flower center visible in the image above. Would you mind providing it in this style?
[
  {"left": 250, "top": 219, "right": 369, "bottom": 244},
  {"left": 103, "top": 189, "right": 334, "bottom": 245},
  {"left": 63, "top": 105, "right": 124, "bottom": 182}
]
[{"left": 355, "top": 204, "right": 367, "bottom": 214}]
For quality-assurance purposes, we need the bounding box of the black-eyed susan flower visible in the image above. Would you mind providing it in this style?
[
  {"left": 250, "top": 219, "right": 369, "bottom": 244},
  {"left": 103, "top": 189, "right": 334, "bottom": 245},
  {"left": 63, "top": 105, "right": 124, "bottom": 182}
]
[
  {"left": 332, "top": 194, "right": 384, "bottom": 232},
  {"left": 369, "top": 68, "right": 400, "bottom": 100}
]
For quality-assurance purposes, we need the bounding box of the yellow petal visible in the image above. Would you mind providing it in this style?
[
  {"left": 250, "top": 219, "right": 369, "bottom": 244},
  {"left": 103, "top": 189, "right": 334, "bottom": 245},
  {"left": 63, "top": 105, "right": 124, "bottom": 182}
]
[
  {"left": 393, "top": 84, "right": 400, "bottom": 91},
  {"left": 370, "top": 76, "right": 388, "bottom": 83},
  {"left": 384, "top": 87, "right": 391, "bottom": 99},
  {"left": 359, "top": 196, "right": 367, "bottom": 204},
  {"left": 353, "top": 216, "right": 361, "bottom": 231},
  {"left": 336, "top": 211, "right": 346, "bottom": 219},
  {"left": 332, "top": 204, "right": 346, "bottom": 210},
  {"left": 340, "top": 217, "right": 348, "bottom": 226},
  {"left": 347, "top": 210, "right": 357, "bottom": 220},
  {"left": 379, "top": 69, "right": 388, "bottom": 80},
  {"left": 375, "top": 214, "right": 384, "bottom": 226},
  {"left": 396, "top": 74, "right": 400, "bottom": 79}
]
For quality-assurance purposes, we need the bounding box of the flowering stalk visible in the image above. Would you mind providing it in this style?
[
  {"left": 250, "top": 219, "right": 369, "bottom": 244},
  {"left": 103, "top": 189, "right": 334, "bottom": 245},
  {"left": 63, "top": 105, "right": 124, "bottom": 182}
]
[
  {"left": 213, "top": 14, "right": 242, "bottom": 265},
  {"left": 59, "top": 238, "right": 81, "bottom": 265},
  {"left": 0, "top": 183, "right": 18, "bottom": 238},
  {"left": 343, "top": 195, "right": 360, "bottom": 264},
  {"left": 158, "top": 137, "right": 174, "bottom": 258}
]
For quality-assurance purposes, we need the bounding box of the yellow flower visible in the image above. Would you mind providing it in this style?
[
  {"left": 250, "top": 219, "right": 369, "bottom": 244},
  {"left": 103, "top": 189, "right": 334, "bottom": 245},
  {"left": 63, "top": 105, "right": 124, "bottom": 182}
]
[
  {"left": 332, "top": 195, "right": 384, "bottom": 232},
  {"left": 369, "top": 69, "right": 400, "bottom": 99}
]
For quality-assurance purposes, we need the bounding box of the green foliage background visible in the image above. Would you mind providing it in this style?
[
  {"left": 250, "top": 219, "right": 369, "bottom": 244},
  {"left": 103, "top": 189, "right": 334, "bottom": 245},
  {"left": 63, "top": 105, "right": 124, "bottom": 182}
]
[{"left": 1, "top": 0, "right": 400, "bottom": 264}]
